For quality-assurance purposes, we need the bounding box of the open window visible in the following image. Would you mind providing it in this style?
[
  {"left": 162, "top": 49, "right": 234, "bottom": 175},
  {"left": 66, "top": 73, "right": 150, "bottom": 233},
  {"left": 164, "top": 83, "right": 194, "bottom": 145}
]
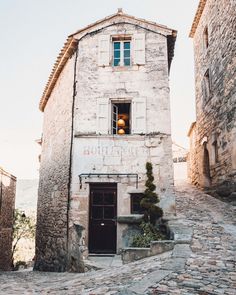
[{"left": 112, "top": 102, "right": 131, "bottom": 135}]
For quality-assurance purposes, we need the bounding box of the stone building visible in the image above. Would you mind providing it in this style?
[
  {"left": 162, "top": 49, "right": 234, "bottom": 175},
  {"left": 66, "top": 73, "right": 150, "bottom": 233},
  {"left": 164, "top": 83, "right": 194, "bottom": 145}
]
[
  {"left": 188, "top": 0, "right": 236, "bottom": 192},
  {"left": 34, "top": 9, "right": 177, "bottom": 272},
  {"left": 0, "top": 167, "right": 16, "bottom": 271}
]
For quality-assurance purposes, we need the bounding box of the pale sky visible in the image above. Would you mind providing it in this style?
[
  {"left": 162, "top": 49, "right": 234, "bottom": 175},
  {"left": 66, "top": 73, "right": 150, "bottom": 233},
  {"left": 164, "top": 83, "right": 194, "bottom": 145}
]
[{"left": 0, "top": 0, "right": 199, "bottom": 179}]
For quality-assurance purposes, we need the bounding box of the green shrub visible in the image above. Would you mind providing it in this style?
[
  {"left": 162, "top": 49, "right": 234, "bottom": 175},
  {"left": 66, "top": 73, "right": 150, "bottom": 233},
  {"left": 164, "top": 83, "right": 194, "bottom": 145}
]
[{"left": 131, "top": 222, "right": 165, "bottom": 248}]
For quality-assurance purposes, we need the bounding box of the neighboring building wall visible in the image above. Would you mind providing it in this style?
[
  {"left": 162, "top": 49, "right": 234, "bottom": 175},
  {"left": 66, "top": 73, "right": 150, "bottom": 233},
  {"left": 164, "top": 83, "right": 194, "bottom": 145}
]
[
  {"left": 34, "top": 55, "right": 76, "bottom": 272},
  {"left": 0, "top": 167, "right": 16, "bottom": 271},
  {"left": 189, "top": 0, "right": 236, "bottom": 190},
  {"left": 187, "top": 123, "right": 198, "bottom": 185}
]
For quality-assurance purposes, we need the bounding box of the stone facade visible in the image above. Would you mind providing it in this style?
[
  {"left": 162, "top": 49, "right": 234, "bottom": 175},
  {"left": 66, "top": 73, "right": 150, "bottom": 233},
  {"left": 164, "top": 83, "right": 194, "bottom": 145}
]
[
  {"left": 0, "top": 167, "right": 16, "bottom": 271},
  {"left": 188, "top": 0, "right": 236, "bottom": 192},
  {"left": 35, "top": 10, "right": 177, "bottom": 272}
]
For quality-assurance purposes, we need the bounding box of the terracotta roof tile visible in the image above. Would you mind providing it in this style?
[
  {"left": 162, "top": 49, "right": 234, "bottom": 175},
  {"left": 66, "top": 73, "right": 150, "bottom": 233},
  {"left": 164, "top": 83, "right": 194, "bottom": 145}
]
[{"left": 189, "top": 0, "right": 207, "bottom": 38}]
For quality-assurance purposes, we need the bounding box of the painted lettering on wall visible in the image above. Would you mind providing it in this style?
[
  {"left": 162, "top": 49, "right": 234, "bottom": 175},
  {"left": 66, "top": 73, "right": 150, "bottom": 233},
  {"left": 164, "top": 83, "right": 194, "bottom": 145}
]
[{"left": 82, "top": 145, "right": 148, "bottom": 157}]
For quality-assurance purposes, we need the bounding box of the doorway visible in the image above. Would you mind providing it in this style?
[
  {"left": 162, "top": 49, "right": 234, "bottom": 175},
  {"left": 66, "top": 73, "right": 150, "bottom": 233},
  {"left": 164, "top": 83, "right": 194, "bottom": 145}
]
[{"left": 89, "top": 183, "right": 117, "bottom": 253}]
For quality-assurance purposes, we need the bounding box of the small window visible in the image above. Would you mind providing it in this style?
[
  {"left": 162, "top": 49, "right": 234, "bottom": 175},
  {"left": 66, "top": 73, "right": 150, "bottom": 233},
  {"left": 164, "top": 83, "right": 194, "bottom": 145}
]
[
  {"left": 203, "top": 69, "right": 212, "bottom": 102},
  {"left": 112, "top": 102, "right": 131, "bottom": 135},
  {"left": 112, "top": 37, "right": 131, "bottom": 67},
  {"left": 212, "top": 140, "right": 219, "bottom": 164},
  {"left": 130, "top": 194, "right": 145, "bottom": 214},
  {"left": 203, "top": 26, "right": 209, "bottom": 50}
]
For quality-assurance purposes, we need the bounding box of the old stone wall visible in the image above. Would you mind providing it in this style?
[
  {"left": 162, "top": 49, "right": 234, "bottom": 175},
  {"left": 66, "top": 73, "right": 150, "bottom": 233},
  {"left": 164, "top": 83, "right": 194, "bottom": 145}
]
[
  {"left": 69, "top": 22, "right": 174, "bottom": 254},
  {"left": 187, "top": 124, "right": 199, "bottom": 185},
  {"left": 37, "top": 16, "right": 176, "bottom": 271},
  {"left": 189, "top": 0, "right": 236, "bottom": 190},
  {"left": 0, "top": 167, "right": 16, "bottom": 271},
  {"left": 34, "top": 54, "right": 76, "bottom": 272}
]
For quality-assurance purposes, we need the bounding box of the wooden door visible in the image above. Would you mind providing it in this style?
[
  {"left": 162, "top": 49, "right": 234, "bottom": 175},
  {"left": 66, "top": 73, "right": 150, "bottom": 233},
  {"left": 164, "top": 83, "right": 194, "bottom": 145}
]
[{"left": 89, "top": 183, "right": 117, "bottom": 253}]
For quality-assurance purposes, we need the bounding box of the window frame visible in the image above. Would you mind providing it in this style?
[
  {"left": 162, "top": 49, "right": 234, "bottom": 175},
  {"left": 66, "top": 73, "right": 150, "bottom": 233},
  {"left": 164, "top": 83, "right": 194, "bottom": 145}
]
[
  {"left": 110, "top": 100, "right": 132, "bottom": 135},
  {"left": 130, "top": 193, "right": 145, "bottom": 214},
  {"left": 112, "top": 36, "right": 131, "bottom": 67}
]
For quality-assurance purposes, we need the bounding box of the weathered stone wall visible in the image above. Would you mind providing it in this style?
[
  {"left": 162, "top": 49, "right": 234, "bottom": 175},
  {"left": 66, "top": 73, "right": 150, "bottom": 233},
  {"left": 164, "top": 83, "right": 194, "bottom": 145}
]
[
  {"left": 0, "top": 168, "right": 16, "bottom": 271},
  {"left": 187, "top": 125, "right": 198, "bottom": 185},
  {"left": 34, "top": 55, "right": 76, "bottom": 272},
  {"left": 69, "top": 23, "right": 175, "bottom": 254},
  {"left": 189, "top": 0, "right": 236, "bottom": 190},
  {"left": 37, "top": 16, "right": 176, "bottom": 271}
]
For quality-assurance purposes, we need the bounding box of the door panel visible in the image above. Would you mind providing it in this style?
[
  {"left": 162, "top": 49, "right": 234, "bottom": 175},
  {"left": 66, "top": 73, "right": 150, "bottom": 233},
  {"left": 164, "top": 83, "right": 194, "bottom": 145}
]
[{"left": 89, "top": 184, "right": 117, "bottom": 253}]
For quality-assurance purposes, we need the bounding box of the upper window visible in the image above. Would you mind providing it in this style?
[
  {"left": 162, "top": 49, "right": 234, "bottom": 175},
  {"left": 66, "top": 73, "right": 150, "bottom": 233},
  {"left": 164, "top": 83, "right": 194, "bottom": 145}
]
[
  {"left": 98, "top": 34, "right": 145, "bottom": 67},
  {"left": 113, "top": 37, "right": 131, "bottom": 67},
  {"left": 203, "top": 26, "right": 209, "bottom": 50}
]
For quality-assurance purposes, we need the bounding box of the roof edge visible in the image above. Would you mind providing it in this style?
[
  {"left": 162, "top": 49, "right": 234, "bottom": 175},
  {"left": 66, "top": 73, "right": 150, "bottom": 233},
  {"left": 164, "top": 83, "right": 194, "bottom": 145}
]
[
  {"left": 0, "top": 166, "right": 17, "bottom": 180},
  {"left": 39, "top": 10, "right": 177, "bottom": 112},
  {"left": 39, "top": 37, "right": 78, "bottom": 111},
  {"left": 189, "top": 0, "right": 207, "bottom": 38},
  {"left": 69, "top": 10, "right": 176, "bottom": 38},
  {"left": 187, "top": 122, "right": 196, "bottom": 137}
]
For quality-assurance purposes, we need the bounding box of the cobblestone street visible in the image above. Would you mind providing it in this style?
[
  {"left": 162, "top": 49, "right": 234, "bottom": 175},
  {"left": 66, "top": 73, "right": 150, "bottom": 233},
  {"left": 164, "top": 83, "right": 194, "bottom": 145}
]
[{"left": 0, "top": 182, "right": 235, "bottom": 294}]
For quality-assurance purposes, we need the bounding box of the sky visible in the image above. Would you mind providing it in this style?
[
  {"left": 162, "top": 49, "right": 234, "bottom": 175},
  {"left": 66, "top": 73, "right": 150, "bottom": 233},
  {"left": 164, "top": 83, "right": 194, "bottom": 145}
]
[{"left": 0, "top": 0, "right": 199, "bottom": 179}]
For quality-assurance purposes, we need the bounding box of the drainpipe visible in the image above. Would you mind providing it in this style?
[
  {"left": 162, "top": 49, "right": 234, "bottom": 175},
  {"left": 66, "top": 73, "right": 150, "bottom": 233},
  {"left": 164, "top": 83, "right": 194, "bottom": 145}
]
[{"left": 66, "top": 42, "right": 79, "bottom": 270}]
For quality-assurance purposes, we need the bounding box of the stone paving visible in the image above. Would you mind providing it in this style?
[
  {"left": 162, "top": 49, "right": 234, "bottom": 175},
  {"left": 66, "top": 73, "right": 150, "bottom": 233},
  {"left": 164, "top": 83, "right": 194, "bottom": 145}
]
[{"left": 0, "top": 182, "right": 235, "bottom": 294}]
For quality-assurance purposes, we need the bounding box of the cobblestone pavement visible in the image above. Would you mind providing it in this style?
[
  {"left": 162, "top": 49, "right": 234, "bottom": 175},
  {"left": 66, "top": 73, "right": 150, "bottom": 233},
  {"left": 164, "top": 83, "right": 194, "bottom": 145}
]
[{"left": 0, "top": 183, "right": 235, "bottom": 294}]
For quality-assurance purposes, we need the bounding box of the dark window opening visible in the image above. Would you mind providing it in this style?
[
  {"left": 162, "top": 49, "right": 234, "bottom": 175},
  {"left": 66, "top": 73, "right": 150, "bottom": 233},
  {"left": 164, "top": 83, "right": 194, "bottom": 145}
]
[
  {"left": 203, "top": 143, "right": 211, "bottom": 179},
  {"left": 130, "top": 193, "right": 145, "bottom": 214},
  {"left": 212, "top": 140, "right": 219, "bottom": 163},
  {"left": 203, "top": 26, "right": 209, "bottom": 49},
  {"left": 112, "top": 102, "right": 131, "bottom": 135},
  {"left": 203, "top": 69, "right": 212, "bottom": 102}
]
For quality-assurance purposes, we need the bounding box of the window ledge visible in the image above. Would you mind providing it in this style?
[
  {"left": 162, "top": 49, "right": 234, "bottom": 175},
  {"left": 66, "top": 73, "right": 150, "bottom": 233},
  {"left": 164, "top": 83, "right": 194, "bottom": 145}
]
[
  {"left": 112, "top": 65, "right": 140, "bottom": 72},
  {"left": 117, "top": 215, "right": 143, "bottom": 224},
  {"left": 74, "top": 133, "right": 146, "bottom": 138}
]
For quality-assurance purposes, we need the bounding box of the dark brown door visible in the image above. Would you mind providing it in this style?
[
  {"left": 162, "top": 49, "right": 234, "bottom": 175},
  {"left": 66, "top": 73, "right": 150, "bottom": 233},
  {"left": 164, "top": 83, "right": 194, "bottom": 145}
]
[{"left": 89, "top": 183, "right": 117, "bottom": 254}]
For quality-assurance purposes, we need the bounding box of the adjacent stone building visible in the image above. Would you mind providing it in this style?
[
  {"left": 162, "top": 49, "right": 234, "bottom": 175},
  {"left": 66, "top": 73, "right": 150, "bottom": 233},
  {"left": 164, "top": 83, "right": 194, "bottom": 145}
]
[
  {"left": 35, "top": 9, "right": 177, "bottom": 272},
  {"left": 188, "top": 0, "right": 236, "bottom": 192},
  {"left": 0, "top": 167, "right": 16, "bottom": 271}
]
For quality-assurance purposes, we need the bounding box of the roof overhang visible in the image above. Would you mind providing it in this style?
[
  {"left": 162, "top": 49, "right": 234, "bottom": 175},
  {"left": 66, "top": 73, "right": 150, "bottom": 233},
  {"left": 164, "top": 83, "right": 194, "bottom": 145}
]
[
  {"left": 187, "top": 122, "right": 196, "bottom": 137},
  {"left": 39, "top": 37, "right": 78, "bottom": 111},
  {"left": 189, "top": 0, "right": 207, "bottom": 38},
  {"left": 0, "top": 166, "right": 17, "bottom": 181}
]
